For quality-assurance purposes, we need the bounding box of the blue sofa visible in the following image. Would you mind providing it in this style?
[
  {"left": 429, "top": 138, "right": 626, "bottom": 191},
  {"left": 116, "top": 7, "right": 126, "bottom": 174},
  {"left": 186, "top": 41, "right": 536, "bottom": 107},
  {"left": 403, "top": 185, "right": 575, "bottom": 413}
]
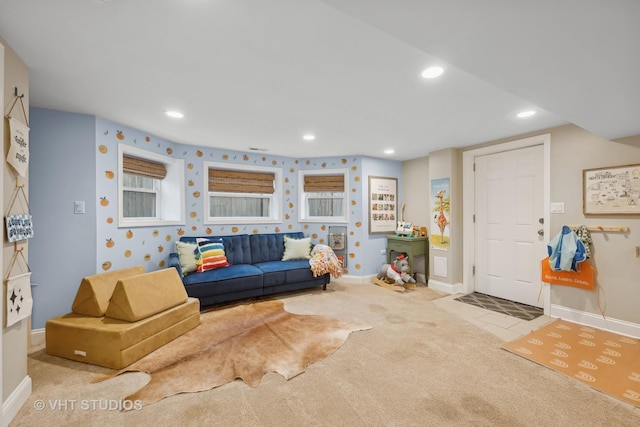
[{"left": 168, "top": 232, "right": 330, "bottom": 307}]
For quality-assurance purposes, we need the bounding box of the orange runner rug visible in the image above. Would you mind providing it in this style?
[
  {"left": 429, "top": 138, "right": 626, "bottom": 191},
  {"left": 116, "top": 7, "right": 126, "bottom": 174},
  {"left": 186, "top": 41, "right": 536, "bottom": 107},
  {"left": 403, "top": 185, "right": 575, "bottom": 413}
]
[{"left": 502, "top": 319, "right": 640, "bottom": 407}]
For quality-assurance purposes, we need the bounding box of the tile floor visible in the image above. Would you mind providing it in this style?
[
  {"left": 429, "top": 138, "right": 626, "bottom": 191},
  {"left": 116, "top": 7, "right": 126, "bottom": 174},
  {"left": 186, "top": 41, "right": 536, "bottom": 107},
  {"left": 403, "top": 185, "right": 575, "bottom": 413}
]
[{"left": 433, "top": 293, "right": 555, "bottom": 342}]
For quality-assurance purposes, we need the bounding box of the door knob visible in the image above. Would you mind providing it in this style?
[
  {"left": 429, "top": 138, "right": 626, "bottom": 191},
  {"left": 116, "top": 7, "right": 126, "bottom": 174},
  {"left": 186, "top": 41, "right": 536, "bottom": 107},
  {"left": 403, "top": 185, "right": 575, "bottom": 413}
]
[{"left": 537, "top": 229, "right": 544, "bottom": 236}]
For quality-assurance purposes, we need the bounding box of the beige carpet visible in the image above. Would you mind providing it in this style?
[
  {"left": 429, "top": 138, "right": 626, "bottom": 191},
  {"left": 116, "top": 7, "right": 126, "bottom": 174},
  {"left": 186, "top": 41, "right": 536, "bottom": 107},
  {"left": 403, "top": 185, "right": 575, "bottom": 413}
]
[
  {"left": 502, "top": 318, "right": 640, "bottom": 407},
  {"left": 92, "top": 299, "right": 371, "bottom": 406},
  {"left": 12, "top": 281, "right": 640, "bottom": 426}
]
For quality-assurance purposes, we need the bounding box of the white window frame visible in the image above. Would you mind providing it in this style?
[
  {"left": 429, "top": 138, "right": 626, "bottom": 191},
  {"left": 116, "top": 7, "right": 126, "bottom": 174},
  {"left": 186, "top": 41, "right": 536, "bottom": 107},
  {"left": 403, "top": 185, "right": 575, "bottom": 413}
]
[
  {"left": 122, "top": 174, "right": 159, "bottom": 219},
  {"left": 118, "top": 144, "right": 185, "bottom": 228},
  {"left": 298, "top": 169, "right": 349, "bottom": 223},
  {"left": 204, "top": 161, "right": 282, "bottom": 225}
]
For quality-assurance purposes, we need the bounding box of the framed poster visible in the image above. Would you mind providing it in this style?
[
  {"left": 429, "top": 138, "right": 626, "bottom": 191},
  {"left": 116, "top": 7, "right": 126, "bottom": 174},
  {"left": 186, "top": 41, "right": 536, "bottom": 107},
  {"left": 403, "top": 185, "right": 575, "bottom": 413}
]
[
  {"left": 430, "top": 178, "right": 450, "bottom": 250},
  {"left": 583, "top": 164, "right": 640, "bottom": 215},
  {"left": 368, "top": 176, "right": 397, "bottom": 234}
]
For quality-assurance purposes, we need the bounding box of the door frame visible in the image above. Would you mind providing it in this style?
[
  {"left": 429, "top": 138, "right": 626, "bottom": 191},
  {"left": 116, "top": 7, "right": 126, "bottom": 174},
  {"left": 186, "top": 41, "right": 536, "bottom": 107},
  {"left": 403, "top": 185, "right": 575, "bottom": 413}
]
[
  {"left": 0, "top": 41, "right": 4, "bottom": 421},
  {"left": 462, "top": 134, "right": 551, "bottom": 314}
]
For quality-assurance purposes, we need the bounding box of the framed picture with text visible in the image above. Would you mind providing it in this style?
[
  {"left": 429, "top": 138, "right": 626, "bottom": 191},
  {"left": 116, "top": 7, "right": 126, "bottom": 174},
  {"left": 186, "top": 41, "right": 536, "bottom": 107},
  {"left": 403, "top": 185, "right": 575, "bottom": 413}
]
[
  {"left": 368, "top": 176, "right": 397, "bottom": 234},
  {"left": 583, "top": 164, "right": 640, "bottom": 215}
]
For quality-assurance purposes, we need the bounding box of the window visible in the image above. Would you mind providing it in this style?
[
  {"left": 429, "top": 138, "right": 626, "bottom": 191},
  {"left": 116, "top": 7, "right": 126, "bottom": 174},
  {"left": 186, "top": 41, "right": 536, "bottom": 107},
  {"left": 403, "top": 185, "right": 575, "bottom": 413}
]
[
  {"left": 205, "top": 162, "right": 281, "bottom": 224},
  {"left": 122, "top": 156, "right": 164, "bottom": 218},
  {"left": 299, "top": 170, "right": 348, "bottom": 223},
  {"left": 118, "top": 145, "right": 185, "bottom": 227}
]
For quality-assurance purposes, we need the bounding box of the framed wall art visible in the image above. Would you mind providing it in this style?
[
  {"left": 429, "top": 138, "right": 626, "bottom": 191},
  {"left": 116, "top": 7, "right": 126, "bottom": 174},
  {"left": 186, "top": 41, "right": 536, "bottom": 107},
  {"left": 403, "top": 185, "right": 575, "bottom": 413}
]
[
  {"left": 368, "top": 176, "right": 397, "bottom": 234},
  {"left": 430, "top": 177, "right": 450, "bottom": 250},
  {"left": 583, "top": 164, "right": 640, "bottom": 215}
]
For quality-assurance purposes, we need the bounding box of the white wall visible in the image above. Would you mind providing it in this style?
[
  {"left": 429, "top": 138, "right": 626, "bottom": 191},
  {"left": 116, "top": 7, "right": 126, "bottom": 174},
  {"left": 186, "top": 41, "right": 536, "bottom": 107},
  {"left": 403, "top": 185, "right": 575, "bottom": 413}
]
[
  {"left": 401, "top": 156, "right": 429, "bottom": 230},
  {"left": 403, "top": 125, "right": 640, "bottom": 333},
  {"left": 1, "top": 35, "right": 31, "bottom": 427},
  {"left": 547, "top": 126, "right": 640, "bottom": 327}
]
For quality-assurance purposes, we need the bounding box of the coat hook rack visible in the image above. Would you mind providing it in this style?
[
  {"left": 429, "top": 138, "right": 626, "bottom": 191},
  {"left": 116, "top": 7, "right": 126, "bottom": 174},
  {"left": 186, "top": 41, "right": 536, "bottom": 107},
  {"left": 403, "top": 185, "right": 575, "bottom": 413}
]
[
  {"left": 569, "top": 225, "right": 629, "bottom": 233},
  {"left": 6, "top": 86, "right": 29, "bottom": 126}
]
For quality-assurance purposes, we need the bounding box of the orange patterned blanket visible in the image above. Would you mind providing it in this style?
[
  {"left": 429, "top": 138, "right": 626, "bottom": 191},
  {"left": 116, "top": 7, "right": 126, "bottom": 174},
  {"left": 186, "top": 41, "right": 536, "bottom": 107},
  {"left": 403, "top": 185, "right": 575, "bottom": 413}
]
[{"left": 309, "top": 244, "right": 343, "bottom": 279}]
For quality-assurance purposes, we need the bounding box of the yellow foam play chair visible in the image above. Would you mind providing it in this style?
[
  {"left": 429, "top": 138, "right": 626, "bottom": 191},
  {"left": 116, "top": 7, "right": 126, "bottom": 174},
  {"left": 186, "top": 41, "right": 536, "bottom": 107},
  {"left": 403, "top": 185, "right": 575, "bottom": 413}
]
[{"left": 45, "top": 266, "right": 200, "bottom": 369}]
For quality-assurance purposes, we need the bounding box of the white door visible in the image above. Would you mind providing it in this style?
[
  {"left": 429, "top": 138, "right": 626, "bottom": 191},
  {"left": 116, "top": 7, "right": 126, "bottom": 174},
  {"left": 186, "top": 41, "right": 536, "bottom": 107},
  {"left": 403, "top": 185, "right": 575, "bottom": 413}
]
[{"left": 474, "top": 144, "right": 545, "bottom": 307}]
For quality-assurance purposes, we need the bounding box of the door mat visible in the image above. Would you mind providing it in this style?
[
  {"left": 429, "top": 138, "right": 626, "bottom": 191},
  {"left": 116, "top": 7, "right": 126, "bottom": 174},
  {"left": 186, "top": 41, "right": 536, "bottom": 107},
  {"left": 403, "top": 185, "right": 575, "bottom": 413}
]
[
  {"left": 454, "top": 292, "right": 543, "bottom": 321},
  {"left": 502, "top": 319, "right": 640, "bottom": 407}
]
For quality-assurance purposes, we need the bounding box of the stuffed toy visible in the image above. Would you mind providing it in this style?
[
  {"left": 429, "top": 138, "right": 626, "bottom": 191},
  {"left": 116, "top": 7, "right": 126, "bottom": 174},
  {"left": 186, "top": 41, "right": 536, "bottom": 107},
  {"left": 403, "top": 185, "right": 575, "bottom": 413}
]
[{"left": 377, "top": 253, "right": 417, "bottom": 286}]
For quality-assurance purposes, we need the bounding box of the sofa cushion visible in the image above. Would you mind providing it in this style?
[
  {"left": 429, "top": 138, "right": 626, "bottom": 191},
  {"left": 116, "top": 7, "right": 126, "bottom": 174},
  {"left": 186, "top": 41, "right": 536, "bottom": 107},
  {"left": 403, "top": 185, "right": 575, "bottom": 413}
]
[
  {"left": 105, "top": 268, "right": 188, "bottom": 322},
  {"left": 175, "top": 241, "right": 198, "bottom": 276},
  {"left": 181, "top": 263, "right": 263, "bottom": 286},
  {"left": 254, "top": 260, "right": 289, "bottom": 287},
  {"left": 285, "top": 265, "right": 319, "bottom": 283},
  {"left": 181, "top": 234, "right": 252, "bottom": 265},
  {"left": 255, "top": 259, "right": 311, "bottom": 274},
  {"left": 249, "top": 232, "right": 305, "bottom": 263},
  {"left": 282, "top": 235, "right": 312, "bottom": 260},
  {"left": 195, "top": 237, "right": 230, "bottom": 272},
  {"left": 256, "top": 260, "right": 315, "bottom": 287},
  {"left": 72, "top": 265, "right": 146, "bottom": 317}
]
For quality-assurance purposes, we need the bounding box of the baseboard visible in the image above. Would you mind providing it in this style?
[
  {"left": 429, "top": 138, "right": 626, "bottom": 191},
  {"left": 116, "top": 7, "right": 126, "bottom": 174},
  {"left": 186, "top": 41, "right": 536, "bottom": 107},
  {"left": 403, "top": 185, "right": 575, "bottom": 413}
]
[
  {"left": 340, "top": 275, "right": 458, "bottom": 291},
  {"left": 550, "top": 304, "right": 640, "bottom": 338},
  {"left": 427, "top": 279, "right": 463, "bottom": 295},
  {"left": 30, "top": 327, "right": 45, "bottom": 353},
  {"left": 2, "top": 375, "right": 32, "bottom": 427}
]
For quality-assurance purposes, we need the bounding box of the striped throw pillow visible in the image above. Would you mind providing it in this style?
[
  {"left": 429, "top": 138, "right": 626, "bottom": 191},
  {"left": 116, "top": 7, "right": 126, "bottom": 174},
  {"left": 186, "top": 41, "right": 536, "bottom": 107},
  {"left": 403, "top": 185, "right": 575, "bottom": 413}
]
[{"left": 195, "top": 238, "right": 230, "bottom": 272}]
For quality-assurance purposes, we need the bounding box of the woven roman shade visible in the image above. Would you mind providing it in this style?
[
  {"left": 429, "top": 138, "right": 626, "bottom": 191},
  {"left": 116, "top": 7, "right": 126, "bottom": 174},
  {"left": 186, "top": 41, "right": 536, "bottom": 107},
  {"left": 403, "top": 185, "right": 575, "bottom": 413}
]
[
  {"left": 123, "top": 155, "right": 167, "bottom": 180},
  {"left": 303, "top": 174, "right": 344, "bottom": 192},
  {"left": 209, "top": 168, "right": 275, "bottom": 194}
]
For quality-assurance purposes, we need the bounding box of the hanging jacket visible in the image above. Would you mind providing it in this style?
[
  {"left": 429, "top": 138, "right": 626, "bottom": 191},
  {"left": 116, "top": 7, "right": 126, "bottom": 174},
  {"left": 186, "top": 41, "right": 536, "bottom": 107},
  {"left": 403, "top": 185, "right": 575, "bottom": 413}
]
[
  {"left": 574, "top": 225, "right": 593, "bottom": 259},
  {"left": 547, "top": 225, "right": 587, "bottom": 272}
]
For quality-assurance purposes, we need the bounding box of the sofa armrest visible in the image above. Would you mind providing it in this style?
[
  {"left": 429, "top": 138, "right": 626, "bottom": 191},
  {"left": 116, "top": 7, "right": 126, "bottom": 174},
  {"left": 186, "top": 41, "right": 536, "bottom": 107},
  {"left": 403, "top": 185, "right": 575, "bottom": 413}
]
[{"left": 168, "top": 253, "right": 184, "bottom": 277}]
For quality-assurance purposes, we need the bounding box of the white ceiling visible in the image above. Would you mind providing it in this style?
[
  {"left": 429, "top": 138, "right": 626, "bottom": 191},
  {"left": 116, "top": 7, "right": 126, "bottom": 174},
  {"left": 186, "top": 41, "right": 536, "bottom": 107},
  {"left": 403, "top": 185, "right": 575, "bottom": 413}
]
[{"left": 1, "top": 0, "right": 638, "bottom": 161}]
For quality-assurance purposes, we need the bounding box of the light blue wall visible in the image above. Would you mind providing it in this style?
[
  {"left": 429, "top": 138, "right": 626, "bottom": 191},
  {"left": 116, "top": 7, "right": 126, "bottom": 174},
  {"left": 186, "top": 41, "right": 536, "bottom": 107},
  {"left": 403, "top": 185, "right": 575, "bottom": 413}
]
[
  {"left": 29, "top": 108, "right": 97, "bottom": 328},
  {"left": 29, "top": 109, "right": 401, "bottom": 328},
  {"left": 360, "top": 156, "right": 404, "bottom": 274},
  {"left": 94, "top": 119, "right": 370, "bottom": 276}
]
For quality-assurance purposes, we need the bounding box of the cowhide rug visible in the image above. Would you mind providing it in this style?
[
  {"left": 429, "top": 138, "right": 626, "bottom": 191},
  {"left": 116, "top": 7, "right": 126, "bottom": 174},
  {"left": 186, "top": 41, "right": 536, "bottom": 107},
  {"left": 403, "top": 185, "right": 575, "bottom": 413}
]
[{"left": 92, "top": 299, "right": 371, "bottom": 406}]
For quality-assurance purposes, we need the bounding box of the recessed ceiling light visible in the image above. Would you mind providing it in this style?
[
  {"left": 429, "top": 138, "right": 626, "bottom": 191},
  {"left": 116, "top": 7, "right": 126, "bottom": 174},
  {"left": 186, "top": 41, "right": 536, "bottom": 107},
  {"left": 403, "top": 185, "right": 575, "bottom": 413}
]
[
  {"left": 421, "top": 66, "right": 444, "bottom": 79},
  {"left": 516, "top": 110, "right": 536, "bottom": 118},
  {"left": 384, "top": 149, "right": 395, "bottom": 155},
  {"left": 165, "top": 110, "right": 184, "bottom": 119},
  {"left": 303, "top": 134, "right": 316, "bottom": 141}
]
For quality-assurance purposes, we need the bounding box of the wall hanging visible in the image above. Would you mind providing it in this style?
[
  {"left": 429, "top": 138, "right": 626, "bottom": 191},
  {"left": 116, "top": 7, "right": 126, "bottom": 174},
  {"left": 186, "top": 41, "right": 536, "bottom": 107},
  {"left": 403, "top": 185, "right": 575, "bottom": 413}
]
[
  {"left": 368, "top": 176, "right": 397, "bottom": 234},
  {"left": 430, "top": 177, "right": 450, "bottom": 251},
  {"left": 5, "top": 87, "right": 30, "bottom": 177},
  {"left": 5, "top": 184, "right": 33, "bottom": 242},
  {"left": 5, "top": 247, "right": 32, "bottom": 328},
  {"left": 583, "top": 164, "right": 640, "bottom": 215}
]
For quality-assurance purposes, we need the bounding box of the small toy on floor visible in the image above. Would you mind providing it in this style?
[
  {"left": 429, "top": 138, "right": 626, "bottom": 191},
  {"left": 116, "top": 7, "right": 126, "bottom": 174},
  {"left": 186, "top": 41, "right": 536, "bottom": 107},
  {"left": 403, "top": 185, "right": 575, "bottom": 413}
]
[{"left": 373, "top": 253, "right": 417, "bottom": 292}]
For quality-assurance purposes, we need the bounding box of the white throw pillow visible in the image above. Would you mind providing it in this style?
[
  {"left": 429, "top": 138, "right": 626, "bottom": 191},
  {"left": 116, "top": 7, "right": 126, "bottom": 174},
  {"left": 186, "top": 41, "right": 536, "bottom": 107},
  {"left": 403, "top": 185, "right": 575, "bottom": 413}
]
[
  {"left": 282, "top": 236, "right": 312, "bottom": 261},
  {"left": 175, "top": 241, "right": 198, "bottom": 275}
]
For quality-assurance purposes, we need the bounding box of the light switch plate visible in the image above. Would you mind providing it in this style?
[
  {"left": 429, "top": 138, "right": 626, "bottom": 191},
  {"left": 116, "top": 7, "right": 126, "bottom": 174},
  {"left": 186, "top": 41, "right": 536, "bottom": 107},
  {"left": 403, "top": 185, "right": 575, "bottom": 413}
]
[
  {"left": 74, "top": 201, "right": 85, "bottom": 214},
  {"left": 550, "top": 202, "right": 565, "bottom": 214}
]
